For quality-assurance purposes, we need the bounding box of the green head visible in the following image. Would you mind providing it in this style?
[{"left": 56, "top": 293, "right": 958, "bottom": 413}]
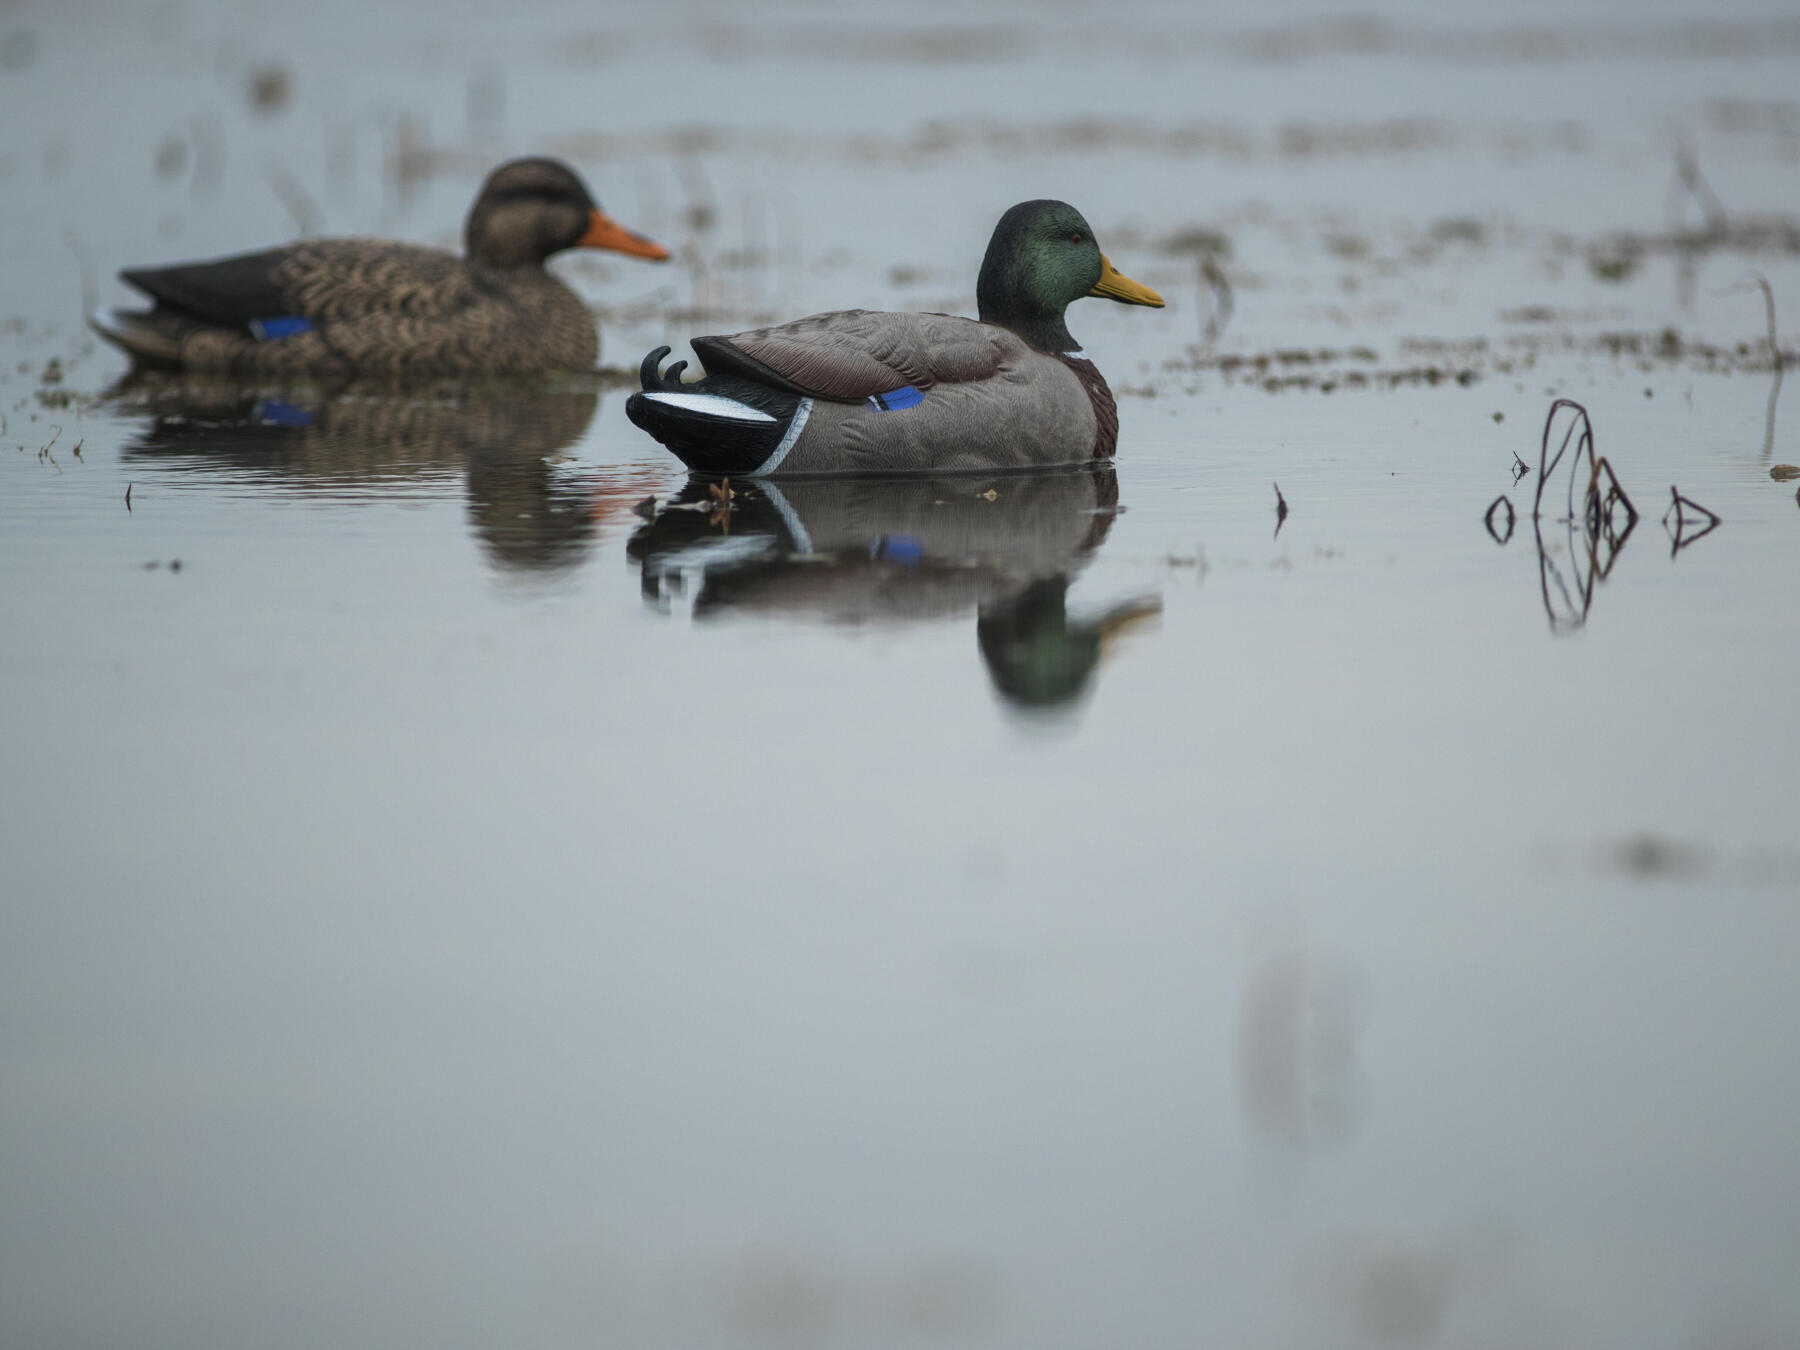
[{"left": 975, "top": 200, "right": 1163, "bottom": 352}]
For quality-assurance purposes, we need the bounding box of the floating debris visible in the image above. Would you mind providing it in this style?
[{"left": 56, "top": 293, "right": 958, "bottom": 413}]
[
  {"left": 1510, "top": 449, "right": 1528, "bottom": 482},
  {"left": 1772, "top": 465, "right": 1800, "bottom": 481},
  {"left": 247, "top": 64, "right": 294, "bottom": 117},
  {"left": 153, "top": 134, "right": 187, "bottom": 180},
  {"left": 707, "top": 476, "right": 735, "bottom": 530},
  {"left": 1614, "top": 832, "right": 1712, "bottom": 881},
  {"left": 1273, "top": 482, "right": 1289, "bottom": 538}
]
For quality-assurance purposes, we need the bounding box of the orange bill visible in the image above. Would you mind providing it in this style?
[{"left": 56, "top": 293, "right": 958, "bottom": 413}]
[
  {"left": 1088, "top": 253, "right": 1164, "bottom": 307},
  {"left": 580, "top": 210, "right": 670, "bottom": 261}
]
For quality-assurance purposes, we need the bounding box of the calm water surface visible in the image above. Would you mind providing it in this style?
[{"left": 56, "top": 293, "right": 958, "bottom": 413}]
[{"left": 2, "top": 2, "right": 1798, "bottom": 1347}]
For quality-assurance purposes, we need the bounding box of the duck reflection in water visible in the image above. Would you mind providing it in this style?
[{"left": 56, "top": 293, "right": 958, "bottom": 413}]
[
  {"left": 114, "top": 375, "right": 664, "bottom": 574},
  {"left": 626, "top": 462, "right": 1161, "bottom": 716}
]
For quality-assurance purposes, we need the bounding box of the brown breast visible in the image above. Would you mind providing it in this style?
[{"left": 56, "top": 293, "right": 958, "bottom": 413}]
[{"left": 1053, "top": 353, "right": 1119, "bottom": 459}]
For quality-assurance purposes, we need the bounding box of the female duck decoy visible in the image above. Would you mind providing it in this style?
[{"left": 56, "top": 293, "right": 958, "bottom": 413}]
[
  {"left": 625, "top": 199, "right": 1162, "bottom": 476},
  {"left": 91, "top": 157, "right": 669, "bottom": 376}
]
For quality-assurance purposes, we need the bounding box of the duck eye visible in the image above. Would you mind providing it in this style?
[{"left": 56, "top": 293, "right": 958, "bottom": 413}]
[{"left": 1069, "top": 232, "right": 1083, "bottom": 245}]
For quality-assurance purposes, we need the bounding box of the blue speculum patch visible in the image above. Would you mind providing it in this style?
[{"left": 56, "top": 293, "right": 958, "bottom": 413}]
[
  {"left": 866, "top": 385, "right": 923, "bottom": 412},
  {"left": 871, "top": 534, "right": 924, "bottom": 565},
  {"left": 253, "top": 399, "right": 314, "bottom": 427},
  {"left": 249, "top": 316, "right": 315, "bottom": 341}
]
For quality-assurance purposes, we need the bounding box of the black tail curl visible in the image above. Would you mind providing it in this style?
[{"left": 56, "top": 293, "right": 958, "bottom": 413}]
[
  {"left": 639, "top": 345, "right": 688, "bottom": 391},
  {"left": 626, "top": 342, "right": 804, "bottom": 476}
]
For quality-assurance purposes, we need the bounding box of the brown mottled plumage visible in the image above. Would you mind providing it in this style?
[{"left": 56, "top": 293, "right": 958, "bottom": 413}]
[{"left": 92, "top": 158, "right": 668, "bottom": 376}]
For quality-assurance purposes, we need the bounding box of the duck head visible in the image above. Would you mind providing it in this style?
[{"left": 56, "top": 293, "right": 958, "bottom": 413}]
[
  {"left": 976, "top": 200, "right": 1163, "bottom": 352},
  {"left": 464, "top": 157, "right": 670, "bottom": 270}
]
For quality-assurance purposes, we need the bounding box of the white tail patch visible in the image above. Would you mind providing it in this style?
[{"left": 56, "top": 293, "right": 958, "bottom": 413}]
[{"left": 640, "top": 391, "right": 776, "bottom": 423}]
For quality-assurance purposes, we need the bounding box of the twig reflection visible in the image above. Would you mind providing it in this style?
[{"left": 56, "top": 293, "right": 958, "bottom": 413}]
[
  {"left": 1662, "top": 486, "right": 1722, "bottom": 556},
  {"left": 1483, "top": 494, "right": 1514, "bottom": 544},
  {"left": 1526, "top": 399, "right": 1638, "bottom": 634}
]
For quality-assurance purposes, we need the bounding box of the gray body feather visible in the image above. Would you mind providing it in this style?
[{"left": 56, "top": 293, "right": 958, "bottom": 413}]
[{"left": 685, "top": 310, "right": 1112, "bottom": 476}]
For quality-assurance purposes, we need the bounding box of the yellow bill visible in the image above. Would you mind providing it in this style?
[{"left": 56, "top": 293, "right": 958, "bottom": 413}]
[{"left": 1088, "top": 254, "right": 1164, "bottom": 307}]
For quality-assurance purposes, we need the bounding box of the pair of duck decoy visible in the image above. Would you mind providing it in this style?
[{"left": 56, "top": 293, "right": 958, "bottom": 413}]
[{"left": 93, "top": 158, "right": 1164, "bottom": 476}]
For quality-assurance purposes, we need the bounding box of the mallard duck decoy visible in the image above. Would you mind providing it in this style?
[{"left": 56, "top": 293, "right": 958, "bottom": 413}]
[
  {"left": 625, "top": 199, "right": 1162, "bottom": 476},
  {"left": 91, "top": 158, "right": 669, "bottom": 375}
]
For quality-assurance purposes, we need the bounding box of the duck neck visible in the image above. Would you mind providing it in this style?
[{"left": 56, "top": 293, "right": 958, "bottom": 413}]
[
  {"left": 977, "top": 285, "right": 1079, "bottom": 353},
  {"left": 985, "top": 307, "right": 1079, "bottom": 354},
  {"left": 977, "top": 256, "right": 1079, "bottom": 352}
]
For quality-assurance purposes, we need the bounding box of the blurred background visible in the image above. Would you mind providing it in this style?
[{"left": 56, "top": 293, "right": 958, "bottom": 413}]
[{"left": 2, "top": 2, "right": 1798, "bottom": 1348}]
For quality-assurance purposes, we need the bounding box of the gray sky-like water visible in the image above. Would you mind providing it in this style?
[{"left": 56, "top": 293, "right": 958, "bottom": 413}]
[{"left": 2, "top": 2, "right": 1798, "bottom": 1348}]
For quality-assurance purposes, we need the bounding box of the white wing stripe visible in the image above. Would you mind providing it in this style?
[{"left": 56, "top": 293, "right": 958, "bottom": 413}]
[{"left": 751, "top": 396, "right": 813, "bottom": 476}]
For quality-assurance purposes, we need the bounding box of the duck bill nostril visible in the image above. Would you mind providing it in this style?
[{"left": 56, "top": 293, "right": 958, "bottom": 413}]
[{"left": 1088, "top": 253, "right": 1164, "bottom": 307}]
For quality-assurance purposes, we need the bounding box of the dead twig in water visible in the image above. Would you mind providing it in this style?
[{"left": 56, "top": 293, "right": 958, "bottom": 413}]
[
  {"left": 1585, "top": 455, "right": 1637, "bottom": 577},
  {"left": 1662, "top": 485, "right": 1721, "bottom": 556},
  {"left": 125, "top": 482, "right": 133, "bottom": 512},
  {"left": 1534, "top": 398, "right": 1592, "bottom": 520},
  {"left": 1530, "top": 399, "right": 1639, "bottom": 634},
  {"left": 1669, "top": 142, "right": 1729, "bottom": 237},
  {"left": 1746, "top": 271, "right": 1781, "bottom": 461},
  {"left": 38, "top": 423, "right": 62, "bottom": 472},
  {"left": 262, "top": 158, "right": 323, "bottom": 239},
  {"left": 1714, "top": 271, "right": 1783, "bottom": 458},
  {"left": 1511, "top": 450, "right": 1529, "bottom": 483},
  {"left": 1273, "top": 481, "right": 1289, "bottom": 538},
  {"left": 1485, "top": 494, "right": 1515, "bottom": 544},
  {"left": 1667, "top": 142, "right": 1729, "bottom": 311},
  {"left": 1198, "top": 254, "right": 1233, "bottom": 345},
  {"left": 189, "top": 112, "right": 226, "bottom": 200},
  {"left": 60, "top": 224, "right": 98, "bottom": 320}
]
